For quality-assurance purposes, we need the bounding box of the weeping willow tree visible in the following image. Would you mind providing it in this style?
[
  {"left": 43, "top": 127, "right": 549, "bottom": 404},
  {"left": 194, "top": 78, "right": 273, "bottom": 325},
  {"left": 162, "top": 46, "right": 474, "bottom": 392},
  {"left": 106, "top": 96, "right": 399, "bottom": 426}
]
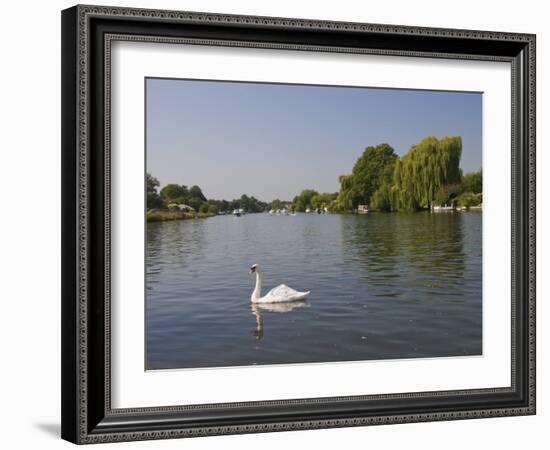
[
  {"left": 335, "top": 174, "right": 355, "bottom": 211},
  {"left": 392, "top": 136, "right": 462, "bottom": 210}
]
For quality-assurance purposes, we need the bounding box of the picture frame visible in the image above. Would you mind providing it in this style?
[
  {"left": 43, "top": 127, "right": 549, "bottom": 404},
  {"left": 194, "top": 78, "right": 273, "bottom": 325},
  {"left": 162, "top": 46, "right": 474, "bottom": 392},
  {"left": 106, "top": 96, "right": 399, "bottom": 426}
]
[{"left": 61, "top": 4, "right": 536, "bottom": 444}]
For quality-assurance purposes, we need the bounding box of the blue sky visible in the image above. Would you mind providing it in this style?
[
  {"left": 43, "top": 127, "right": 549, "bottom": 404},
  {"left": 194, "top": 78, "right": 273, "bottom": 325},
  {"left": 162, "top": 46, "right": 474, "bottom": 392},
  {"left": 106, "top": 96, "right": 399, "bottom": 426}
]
[{"left": 146, "top": 78, "right": 482, "bottom": 201}]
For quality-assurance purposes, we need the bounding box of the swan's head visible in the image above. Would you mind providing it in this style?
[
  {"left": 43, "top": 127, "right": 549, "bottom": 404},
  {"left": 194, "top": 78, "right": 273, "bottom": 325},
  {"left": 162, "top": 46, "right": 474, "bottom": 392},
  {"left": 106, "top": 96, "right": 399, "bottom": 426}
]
[{"left": 249, "top": 264, "right": 259, "bottom": 274}]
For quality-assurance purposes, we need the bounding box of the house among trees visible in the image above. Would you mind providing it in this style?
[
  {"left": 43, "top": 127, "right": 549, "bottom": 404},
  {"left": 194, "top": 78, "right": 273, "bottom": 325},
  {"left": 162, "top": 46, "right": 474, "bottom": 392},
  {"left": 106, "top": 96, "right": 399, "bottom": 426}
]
[{"left": 167, "top": 203, "right": 195, "bottom": 212}]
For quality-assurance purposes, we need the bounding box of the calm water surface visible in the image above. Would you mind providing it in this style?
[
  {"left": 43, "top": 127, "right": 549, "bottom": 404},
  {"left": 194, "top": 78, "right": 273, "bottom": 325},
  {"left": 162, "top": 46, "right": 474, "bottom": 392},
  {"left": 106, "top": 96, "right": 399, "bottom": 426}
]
[{"left": 146, "top": 212, "right": 482, "bottom": 369}]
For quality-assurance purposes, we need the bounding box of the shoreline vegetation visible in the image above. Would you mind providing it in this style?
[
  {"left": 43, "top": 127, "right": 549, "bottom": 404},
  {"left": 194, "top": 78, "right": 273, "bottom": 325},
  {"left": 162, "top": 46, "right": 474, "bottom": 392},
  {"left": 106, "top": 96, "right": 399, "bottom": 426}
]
[
  {"left": 147, "top": 135, "right": 482, "bottom": 222},
  {"left": 146, "top": 210, "right": 216, "bottom": 222}
]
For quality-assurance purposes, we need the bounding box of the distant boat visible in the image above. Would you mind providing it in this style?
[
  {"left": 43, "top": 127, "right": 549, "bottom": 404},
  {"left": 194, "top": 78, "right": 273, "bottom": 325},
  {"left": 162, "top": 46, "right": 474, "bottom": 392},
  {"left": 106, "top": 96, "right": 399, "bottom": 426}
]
[
  {"left": 269, "top": 209, "right": 275, "bottom": 215},
  {"left": 357, "top": 205, "right": 369, "bottom": 214},
  {"left": 432, "top": 203, "right": 456, "bottom": 212},
  {"left": 232, "top": 209, "right": 241, "bottom": 217},
  {"left": 305, "top": 208, "right": 311, "bottom": 213}
]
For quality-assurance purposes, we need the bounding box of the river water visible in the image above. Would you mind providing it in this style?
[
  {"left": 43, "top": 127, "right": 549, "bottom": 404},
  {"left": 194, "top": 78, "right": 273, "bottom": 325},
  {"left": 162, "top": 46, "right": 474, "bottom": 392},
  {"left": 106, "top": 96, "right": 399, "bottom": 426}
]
[{"left": 146, "top": 212, "right": 482, "bottom": 370}]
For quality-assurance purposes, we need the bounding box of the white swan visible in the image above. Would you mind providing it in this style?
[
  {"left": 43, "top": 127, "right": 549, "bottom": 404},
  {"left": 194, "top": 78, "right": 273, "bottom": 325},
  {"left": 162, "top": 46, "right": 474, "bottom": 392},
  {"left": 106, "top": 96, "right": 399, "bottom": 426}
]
[{"left": 249, "top": 264, "right": 310, "bottom": 303}]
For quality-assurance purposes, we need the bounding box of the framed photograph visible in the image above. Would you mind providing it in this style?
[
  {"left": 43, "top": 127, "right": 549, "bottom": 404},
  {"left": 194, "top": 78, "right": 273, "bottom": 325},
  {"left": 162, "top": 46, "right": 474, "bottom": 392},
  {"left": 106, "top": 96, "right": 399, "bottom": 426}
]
[{"left": 61, "top": 4, "right": 536, "bottom": 444}]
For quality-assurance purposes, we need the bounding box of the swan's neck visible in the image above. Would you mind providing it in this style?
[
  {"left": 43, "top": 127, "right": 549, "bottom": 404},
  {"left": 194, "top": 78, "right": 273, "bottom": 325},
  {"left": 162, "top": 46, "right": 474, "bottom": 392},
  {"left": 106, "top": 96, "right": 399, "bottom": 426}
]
[{"left": 252, "top": 270, "right": 262, "bottom": 301}]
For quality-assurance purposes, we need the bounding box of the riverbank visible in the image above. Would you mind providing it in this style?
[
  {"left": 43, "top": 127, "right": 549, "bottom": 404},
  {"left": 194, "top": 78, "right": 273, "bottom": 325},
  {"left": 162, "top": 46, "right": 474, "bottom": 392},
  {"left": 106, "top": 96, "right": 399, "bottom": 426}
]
[{"left": 146, "top": 210, "right": 215, "bottom": 222}]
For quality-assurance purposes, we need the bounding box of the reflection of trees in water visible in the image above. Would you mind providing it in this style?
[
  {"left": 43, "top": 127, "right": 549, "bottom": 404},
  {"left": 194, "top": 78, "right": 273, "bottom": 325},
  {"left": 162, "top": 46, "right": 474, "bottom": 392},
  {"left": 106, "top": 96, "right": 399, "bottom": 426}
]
[
  {"left": 343, "top": 214, "right": 399, "bottom": 268},
  {"left": 146, "top": 220, "right": 206, "bottom": 288},
  {"left": 342, "top": 213, "right": 466, "bottom": 294},
  {"left": 251, "top": 301, "right": 307, "bottom": 340},
  {"left": 403, "top": 213, "right": 465, "bottom": 280},
  {"left": 341, "top": 214, "right": 400, "bottom": 290}
]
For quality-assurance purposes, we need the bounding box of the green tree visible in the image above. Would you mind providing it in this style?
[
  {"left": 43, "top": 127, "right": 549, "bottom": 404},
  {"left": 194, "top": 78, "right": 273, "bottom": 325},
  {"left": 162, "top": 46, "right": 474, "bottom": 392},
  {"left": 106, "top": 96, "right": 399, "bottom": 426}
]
[
  {"left": 293, "top": 189, "right": 319, "bottom": 212},
  {"left": 219, "top": 200, "right": 229, "bottom": 212},
  {"left": 370, "top": 184, "right": 393, "bottom": 211},
  {"left": 160, "top": 184, "right": 188, "bottom": 202},
  {"left": 270, "top": 199, "right": 283, "bottom": 211},
  {"left": 462, "top": 169, "right": 482, "bottom": 194},
  {"left": 246, "top": 195, "right": 267, "bottom": 213},
  {"left": 187, "top": 197, "right": 204, "bottom": 212},
  {"left": 335, "top": 144, "right": 398, "bottom": 211},
  {"left": 433, "top": 183, "right": 463, "bottom": 206},
  {"left": 188, "top": 185, "right": 206, "bottom": 202},
  {"left": 239, "top": 194, "right": 252, "bottom": 212},
  {"left": 146, "top": 173, "right": 163, "bottom": 209},
  {"left": 457, "top": 192, "right": 482, "bottom": 208},
  {"left": 350, "top": 143, "right": 397, "bottom": 206},
  {"left": 310, "top": 192, "right": 338, "bottom": 210}
]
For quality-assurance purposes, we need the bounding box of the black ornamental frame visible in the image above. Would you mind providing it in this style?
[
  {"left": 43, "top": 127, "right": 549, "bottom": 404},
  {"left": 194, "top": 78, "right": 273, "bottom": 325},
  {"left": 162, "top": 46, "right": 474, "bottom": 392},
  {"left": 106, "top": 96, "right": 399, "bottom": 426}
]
[{"left": 61, "top": 4, "right": 536, "bottom": 444}]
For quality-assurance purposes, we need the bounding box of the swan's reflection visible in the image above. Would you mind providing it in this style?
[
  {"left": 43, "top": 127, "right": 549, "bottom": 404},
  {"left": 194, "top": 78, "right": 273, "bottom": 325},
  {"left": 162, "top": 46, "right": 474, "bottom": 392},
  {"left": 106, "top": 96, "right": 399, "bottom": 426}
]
[{"left": 251, "top": 301, "right": 308, "bottom": 340}]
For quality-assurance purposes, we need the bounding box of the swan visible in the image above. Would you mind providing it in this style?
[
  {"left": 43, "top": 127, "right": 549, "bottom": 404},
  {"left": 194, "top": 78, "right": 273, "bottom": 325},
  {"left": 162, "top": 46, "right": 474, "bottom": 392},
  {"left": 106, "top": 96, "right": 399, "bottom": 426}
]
[{"left": 249, "top": 264, "right": 310, "bottom": 303}]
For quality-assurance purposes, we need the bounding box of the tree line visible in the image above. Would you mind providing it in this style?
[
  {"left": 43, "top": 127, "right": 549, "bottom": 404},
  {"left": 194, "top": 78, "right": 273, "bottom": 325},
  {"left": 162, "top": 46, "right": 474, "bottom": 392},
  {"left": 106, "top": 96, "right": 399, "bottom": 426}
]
[
  {"left": 147, "top": 174, "right": 268, "bottom": 214},
  {"left": 147, "top": 135, "right": 482, "bottom": 215},
  {"left": 271, "top": 136, "right": 481, "bottom": 213},
  {"left": 334, "top": 136, "right": 482, "bottom": 212}
]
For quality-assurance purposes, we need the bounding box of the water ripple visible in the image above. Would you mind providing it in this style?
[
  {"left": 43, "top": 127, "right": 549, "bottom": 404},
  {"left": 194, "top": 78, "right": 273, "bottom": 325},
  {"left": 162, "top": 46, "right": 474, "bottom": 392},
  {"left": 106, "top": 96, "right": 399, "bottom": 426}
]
[{"left": 146, "top": 212, "right": 482, "bottom": 369}]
